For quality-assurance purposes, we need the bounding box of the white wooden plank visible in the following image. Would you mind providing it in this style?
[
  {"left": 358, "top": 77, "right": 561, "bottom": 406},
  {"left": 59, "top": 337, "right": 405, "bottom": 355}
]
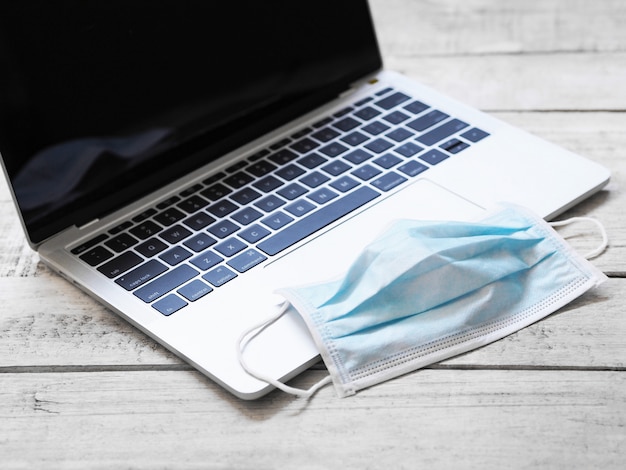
[
  {"left": 370, "top": 0, "right": 626, "bottom": 56},
  {"left": 385, "top": 53, "right": 626, "bottom": 111},
  {"left": 1, "top": 369, "right": 624, "bottom": 469},
  {"left": 1, "top": 274, "right": 624, "bottom": 370}
]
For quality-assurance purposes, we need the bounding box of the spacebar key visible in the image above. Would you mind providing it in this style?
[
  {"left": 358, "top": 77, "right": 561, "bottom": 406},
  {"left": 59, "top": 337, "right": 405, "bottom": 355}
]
[{"left": 257, "top": 186, "right": 380, "bottom": 256}]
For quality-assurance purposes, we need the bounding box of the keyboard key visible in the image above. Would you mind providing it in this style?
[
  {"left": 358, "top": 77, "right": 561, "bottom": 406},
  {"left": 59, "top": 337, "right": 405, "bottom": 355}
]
[
  {"left": 190, "top": 251, "right": 223, "bottom": 271},
  {"left": 105, "top": 233, "right": 139, "bottom": 253},
  {"left": 307, "top": 187, "right": 339, "bottom": 204},
  {"left": 300, "top": 171, "right": 329, "bottom": 188},
  {"left": 257, "top": 186, "right": 380, "bottom": 256},
  {"left": 177, "top": 280, "right": 212, "bottom": 302},
  {"left": 319, "top": 142, "right": 349, "bottom": 158},
  {"left": 182, "top": 211, "right": 216, "bottom": 231},
  {"left": 156, "top": 196, "right": 180, "bottom": 210},
  {"left": 226, "top": 161, "right": 247, "bottom": 174},
  {"left": 386, "top": 128, "right": 413, "bottom": 142},
  {"left": 223, "top": 172, "right": 254, "bottom": 189},
  {"left": 201, "top": 183, "right": 232, "bottom": 200},
  {"left": 406, "top": 110, "right": 449, "bottom": 132},
  {"left": 248, "top": 149, "right": 270, "bottom": 162},
  {"left": 214, "top": 238, "right": 247, "bottom": 257},
  {"left": 230, "top": 187, "right": 262, "bottom": 205},
  {"left": 159, "top": 225, "right": 192, "bottom": 244},
  {"left": 371, "top": 172, "right": 407, "bottom": 192},
  {"left": 109, "top": 221, "right": 133, "bottom": 235},
  {"left": 351, "top": 164, "right": 382, "bottom": 181},
  {"left": 97, "top": 251, "right": 143, "bottom": 278},
  {"left": 394, "top": 142, "right": 423, "bottom": 158},
  {"left": 332, "top": 117, "right": 360, "bottom": 132},
  {"left": 153, "top": 294, "right": 187, "bottom": 316},
  {"left": 275, "top": 164, "right": 305, "bottom": 181},
  {"left": 134, "top": 264, "right": 198, "bottom": 302},
  {"left": 207, "top": 200, "right": 239, "bottom": 218},
  {"left": 321, "top": 160, "right": 351, "bottom": 176},
  {"left": 179, "top": 183, "right": 204, "bottom": 197},
  {"left": 330, "top": 175, "right": 360, "bottom": 193},
  {"left": 254, "top": 194, "right": 286, "bottom": 212},
  {"left": 115, "top": 259, "right": 168, "bottom": 291},
  {"left": 354, "top": 106, "right": 381, "bottom": 120},
  {"left": 341, "top": 131, "right": 369, "bottom": 146},
  {"left": 403, "top": 100, "right": 430, "bottom": 114},
  {"left": 132, "top": 208, "right": 157, "bottom": 223},
  {"left": 312, "top": 117, "right": 332, "bottom": 128},
  {"left": 398, "top": 160, "right": 429, "bottom": 177},
  {"left": 373, "top": 153, "right": 402, "bottom": 169},
  {"left": 130, "top": 220, "right": 163, "bottom": 240},
  {"left": 297, "top": 153, "right": 327, "bottom": 169},
  {"left": 291, "top": 127, "right": 312, "bottom": 139},
  {"left": 440, "top": 138, "right": 470, "bottom": 154},
  {"left": 72, "top": 234, "right": 109, "bottom": 255},
  {"left": 247, "top": 160, "right": 277, "bottom": 177},
  {"left": 277, "top": 182, "right": 308, "bottom": 200},
  {"left": 159, "top": 246, "right": 192, "bottom": 266},
  {"left": 270, "top": 138, "right": 291, "bottom": 150},
  {"left": 284, "top": 199, "right": 316, "bottom": 217},
  {"left": 232, "top": 207, "right": 263, "bottom": 225},
  {"left": 238, "top": 224, "right": 271, "bottom": 243},
  {"left": 227, "top": 249, "right": 268, "bottom": 273},
  {"left": 364, "top": 138, "right": 394, "bottom": 154},
  {"left": 79, "top": 245, "right": 114, "bottom": 266},
  {"left": 416, "top": 118, "right": 469, "bottom": 146},
  {"left": 154, "top": 208, "right": 186, "bottom": 227},
  {"left": 183, "top": 233, "right": 217, "bottom": 252},
  {"left": 253, "top": 175, "right": 283, "bottom": 193},
  {"left": 362, "top": 121, "right": 390, "bottom": 136},
  {"left": 383, "top": 110, "right": 410, "bottom": 125},
  {"left": 136, "top": 238, "right": 168, "bottom": 258},
  {"left": 203, "top": 266, "right": 237, "bottom": 287},
  {"left": 375, "top": 87, "right": 393, "bottom": 96},
  {"left": 311, "top": 127, "right": 340, "bottom": 143},
  {"left": 344, "top": 149, "right": 373, "bottom": 165},
  {"left": 268, "top": 148, "right": 298, "bottom": 165},
  {"left": 419, "top": 149, "right": 449, "bottom": 165},
  {"left": 261, "top": 211, "right": 294, "bottom": 230},
  {"left": 290, "top": 137, "right": 320, "bottom": 153},
  {"left": 374, "top": 91, "right": 410, "bottom": 110},
  {"left": 177, "top": 195, "right": 209, "bottom": 213},
  {"left": 202, "top": 172, "right": 226, "bottom": 185},
  {"left": 461, "top": 127, "right": 490, "bottom": 142},
  {"left": 208, "top": 220, "right": 240, "bottom": 238},
  {"left": 334, "top": 106, "right": 353, "bottom": 118}
]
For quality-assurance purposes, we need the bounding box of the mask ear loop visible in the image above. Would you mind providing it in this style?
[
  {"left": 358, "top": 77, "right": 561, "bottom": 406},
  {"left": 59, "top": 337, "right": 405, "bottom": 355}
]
[
  {"left": 237, "top": 302, "right": 332, "bottom": 399},
  {"left": 549, "top": 216, "right": 608, "bottom": 259}
]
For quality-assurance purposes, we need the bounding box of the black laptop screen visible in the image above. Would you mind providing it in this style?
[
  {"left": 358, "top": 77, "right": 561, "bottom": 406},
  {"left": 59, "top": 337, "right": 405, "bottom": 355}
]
[{"left": 0, "top": 1, "right": 381, "bottom": 245}]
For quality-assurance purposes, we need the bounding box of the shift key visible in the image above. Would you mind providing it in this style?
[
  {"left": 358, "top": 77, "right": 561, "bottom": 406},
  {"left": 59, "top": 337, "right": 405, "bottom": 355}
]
[{"left": 134, "top": 264, "right": 199, "bottom": 303}]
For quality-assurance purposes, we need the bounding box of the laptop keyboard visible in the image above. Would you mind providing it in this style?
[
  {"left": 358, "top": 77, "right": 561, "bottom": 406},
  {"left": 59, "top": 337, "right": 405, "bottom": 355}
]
[{"left": 71, "top": 86, "right": 489, "bottom": 316}]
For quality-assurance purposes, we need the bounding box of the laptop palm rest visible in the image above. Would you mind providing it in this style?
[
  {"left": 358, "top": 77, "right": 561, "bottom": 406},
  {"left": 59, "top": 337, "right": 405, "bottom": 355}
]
[{"left": 156, "top": 178, "right": 486, "bottom": 398}]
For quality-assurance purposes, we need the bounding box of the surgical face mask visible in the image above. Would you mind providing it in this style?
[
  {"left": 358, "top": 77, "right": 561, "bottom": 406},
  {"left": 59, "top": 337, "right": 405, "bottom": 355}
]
[{"left": 238, "top": 204, "right": 608, "bottom": 398}]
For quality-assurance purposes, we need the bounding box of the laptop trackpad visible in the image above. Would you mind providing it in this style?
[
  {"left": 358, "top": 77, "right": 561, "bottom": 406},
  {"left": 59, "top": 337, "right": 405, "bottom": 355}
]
[{"left": 263, "top": 178, "right": 487, "bottom": 289}]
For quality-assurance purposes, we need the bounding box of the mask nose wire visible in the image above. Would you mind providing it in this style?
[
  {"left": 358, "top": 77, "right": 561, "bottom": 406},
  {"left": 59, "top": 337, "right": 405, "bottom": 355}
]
[
  {"left": 549, "top": 216, "right": 608, "bottom": 259},
  {"left": 237, "top": 301, "right": 332, "bottom": 399}
]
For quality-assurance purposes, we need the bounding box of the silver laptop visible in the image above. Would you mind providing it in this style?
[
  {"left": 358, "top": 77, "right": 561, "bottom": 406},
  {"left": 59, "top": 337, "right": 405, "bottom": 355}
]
[{"left": 0, "top": 1, "right": 610, "bottom": 399}]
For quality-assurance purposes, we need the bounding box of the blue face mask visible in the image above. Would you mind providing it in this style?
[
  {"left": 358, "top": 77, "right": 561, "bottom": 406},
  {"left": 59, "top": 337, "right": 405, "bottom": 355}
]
[{"left": 238, "top": 204, "right": 607, "bottom": 398}]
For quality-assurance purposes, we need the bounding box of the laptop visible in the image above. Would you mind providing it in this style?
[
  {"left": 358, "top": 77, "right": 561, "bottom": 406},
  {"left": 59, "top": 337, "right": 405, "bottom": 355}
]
[{"left": 0, "top": 1, "right": 610, "bottom": 399}]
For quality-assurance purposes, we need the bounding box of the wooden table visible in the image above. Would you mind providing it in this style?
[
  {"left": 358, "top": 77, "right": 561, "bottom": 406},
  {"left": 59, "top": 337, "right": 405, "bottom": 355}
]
[{"left": 2, "top": 1, "right": 625, "bottom": 468}]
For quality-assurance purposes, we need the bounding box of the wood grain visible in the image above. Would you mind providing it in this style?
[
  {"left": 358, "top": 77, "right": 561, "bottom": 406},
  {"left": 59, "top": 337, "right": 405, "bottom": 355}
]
[{"left": 1, "top": 0, "right": 625, "bottom": 468}]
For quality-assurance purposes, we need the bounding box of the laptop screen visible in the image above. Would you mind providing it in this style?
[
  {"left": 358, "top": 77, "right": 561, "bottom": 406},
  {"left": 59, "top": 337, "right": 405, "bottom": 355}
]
[{"left": 0, "top": 1, "right": 381, "bottom": 245}]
